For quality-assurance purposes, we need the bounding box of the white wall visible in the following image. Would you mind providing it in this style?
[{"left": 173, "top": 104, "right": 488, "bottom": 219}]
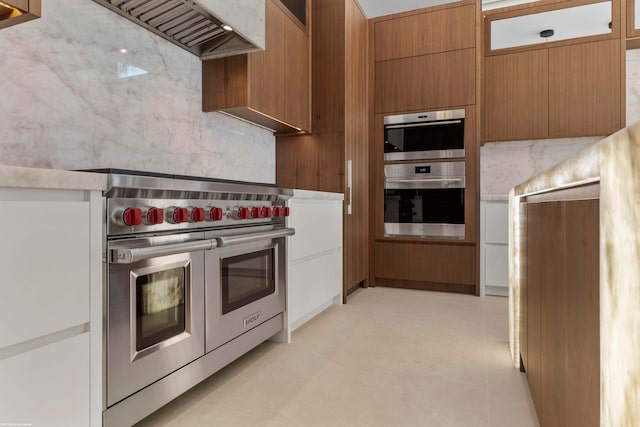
[{"left": 0, "top": 0, "right": 275, "bottom": 183}]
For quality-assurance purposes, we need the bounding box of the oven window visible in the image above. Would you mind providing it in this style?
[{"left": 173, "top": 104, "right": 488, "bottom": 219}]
[
  {"left": 222, "top": 249, "right": 275, "bottom": 315},
  {"left": 135, "top": 266, "right": 187, "bottom": 351},
  {"left": 384, "top": 188, "right": 464, "bottom": 224},
  {"left": 384, "top": 121, "right": 464, "bottom": 154}
]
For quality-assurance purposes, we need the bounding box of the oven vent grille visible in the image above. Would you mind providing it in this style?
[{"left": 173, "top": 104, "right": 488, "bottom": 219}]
[{"left": 93, "top": 0, "right": 258, "bottom": 59}]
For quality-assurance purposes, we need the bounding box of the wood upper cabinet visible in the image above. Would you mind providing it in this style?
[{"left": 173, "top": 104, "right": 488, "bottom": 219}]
[
  {"left": 0, "top": 0, "right": 40, "bottom": 29},
  {"left": 202, "top": 0, "right": 311, "bottom": 134},
  {"left": 374, "top": 4, "right": 475, "bottom": 61},
  {"left": 482, "top": 0, "right": 623, "bottom": 142},
  {"left": 483, "top": 39, "right": 621, "bottom": 142},
  {"left": 548, "top": 39, "right": 621, "bottom": 138},
  {"left": 373, "top": 2, "right": 476, "bottom": 114},
  {"left": 484, "top": 49, "right": 549, "bottom": 142}
]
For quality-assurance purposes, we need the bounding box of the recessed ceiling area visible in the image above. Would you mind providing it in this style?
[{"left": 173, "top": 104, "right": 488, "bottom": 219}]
[{"left": 357, "top": 0, "right": 538, "bottom": 17}]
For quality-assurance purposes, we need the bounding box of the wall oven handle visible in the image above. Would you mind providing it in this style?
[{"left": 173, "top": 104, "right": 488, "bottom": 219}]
[
  {"left": 384, "top": 120, "right": 462, "bottom": 130},
  {"left": 215, "top": 228, "right": 296, "bottom": 247},
  {"left": 111, "top": 240, "right": 217, "bottom": 264},
  {"left": 385, "top": 178, "right": 463, "bottom": 183}
]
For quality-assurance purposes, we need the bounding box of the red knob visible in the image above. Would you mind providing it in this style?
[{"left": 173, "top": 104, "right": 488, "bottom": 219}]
[
  {"left": 251, "top": 206, "right": 263, "bottom": 219},
  {"left": 262, "top": 206, "right": 272, "bottom": 218},
  {"left": 237, "top": 207, "right": 250, "bottom": 220},
  {"left": 273, "top": 207, "right": 283, "bottom": 218},
  {"left": 123, "top": 208, "right": 142, "bottom": 226},
  {"left": 209, "top": 207, "right": 223, "bottom": 221},
  {"left": 283, "top": 206, "right": 291, "bottom": 217},
  {"left": 191, "top": 207, "right": 205, "bottom": 222},
  {"left": 145, "top": 207, "right": 164, "bottom": 225},
  {"left": 175, "top": 208, "right": 189, "bottom": 223}
]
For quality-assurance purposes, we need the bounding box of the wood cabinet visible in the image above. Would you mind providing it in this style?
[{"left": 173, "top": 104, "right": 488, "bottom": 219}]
[
  {"left": 202, "top": 0, "right": 311, "bottom": 134},
  {"left": 373, "top": 3, "right": 476, "bottom": 114},
  {"left": 0, "top": 0, "right": 40, "bottom": 29},
  {"left": 548, "top": 39, "right": 621, "bottom": 137},
  {"left": 484, "top": 39, "right": 621, "bottom": 142},
  {"left": 520, "top": 196, "right": 599, "bottom": 427},
  {"left": 484, "top": 49, "right": 549, "bottom": 142},
  {"left": 627, "top": 0, "right": 640, "bottom": 38},
  {"left": 483, "top": 0, "right": 623, "bottom": 142},
  {"left": 276, "top": 0, "right": 369, "bottom": 299}
]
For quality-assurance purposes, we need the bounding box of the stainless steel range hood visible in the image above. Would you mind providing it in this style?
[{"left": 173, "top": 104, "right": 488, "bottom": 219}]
[{"left": 92, "top": 0, "right": 263, "bottom": 59}]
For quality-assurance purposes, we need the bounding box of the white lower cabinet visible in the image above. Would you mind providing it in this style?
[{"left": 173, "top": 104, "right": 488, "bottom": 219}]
[
  {"left": 480, "top": 200, "right": 509, "bottom": 296},
  {"left": 0, "top": 333, "right": 91, "bottom": 426},
  {"left": 285, "top": 190, "right": 343, "bottom": 337},
  {"left": 0, "top": 169, "right": 105, "bottom": 427}
]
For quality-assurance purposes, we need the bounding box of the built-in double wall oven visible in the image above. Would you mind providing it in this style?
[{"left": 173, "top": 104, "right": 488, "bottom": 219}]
[{"left": 383, "top": 109, "right": 466, "bottom": 239}]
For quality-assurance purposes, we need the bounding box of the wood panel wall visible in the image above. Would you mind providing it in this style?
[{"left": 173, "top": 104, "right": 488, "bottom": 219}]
[
  {"left": 521, "top": 197, "right": 600, "bottom": 427},
  {"left": 276, "top": 0, "right": 369, "bottom": 299}
]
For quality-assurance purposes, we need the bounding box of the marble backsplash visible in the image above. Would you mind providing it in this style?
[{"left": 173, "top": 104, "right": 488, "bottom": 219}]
[
  {"left": 0, "top": 0, "right": 275, "bottom": 184},
  {"left": 480, "top": 137, "right": 601, "bottom": 199}
]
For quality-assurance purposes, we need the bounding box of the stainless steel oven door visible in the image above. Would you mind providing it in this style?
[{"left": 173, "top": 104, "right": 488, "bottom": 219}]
[
  {"left": 384, "top": 109, "right": 465, "bottom": 162},
  {"left": 205, "top": 228, "right": 294, "bottom": 353},
  {"left": 384, "top": 162, "right": 465, "bottom": 239},
  {"left": 106, "top": 233, "right": 214, "bottom": 407}
]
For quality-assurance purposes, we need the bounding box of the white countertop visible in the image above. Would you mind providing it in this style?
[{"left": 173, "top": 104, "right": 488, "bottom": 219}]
[
  {"left": 291, "top": 189, "right": 344, "bottom": 201},
  {"left": 0, "top": 165, "right": 107, "bottom": 191}
]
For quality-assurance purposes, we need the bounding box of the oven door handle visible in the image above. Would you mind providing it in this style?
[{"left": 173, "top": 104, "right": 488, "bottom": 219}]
[
  {"left": 215, "top": 228, "right": 296, "bottom": 247},
  {"left": 111, "top": 239, "right": 217, "bottom": 264},
  {"left": 385, "top": 178, "right": 463, "bottom": 183}
]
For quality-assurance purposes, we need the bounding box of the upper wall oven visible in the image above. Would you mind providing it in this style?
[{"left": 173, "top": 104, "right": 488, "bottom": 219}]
[{"left": 384, "top": 109, "right": 465, "bottom": 161}]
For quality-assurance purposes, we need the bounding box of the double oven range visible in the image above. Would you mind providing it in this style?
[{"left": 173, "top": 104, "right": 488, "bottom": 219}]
[{"left": 96, "top": 170, "right": 294, "bottom": 426}]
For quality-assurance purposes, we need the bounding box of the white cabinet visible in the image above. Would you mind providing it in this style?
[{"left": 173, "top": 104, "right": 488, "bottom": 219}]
[
  {"left": 480, "top": 200, "right": 509, "bottom": 296},
  {"left": 285, "top": 190, "right": 343, "bottom": 337},
  {"left": 0, "top": 167, "right": 105, "bottom": 427},
  {"left": 490, "top": 1, "right": 612, "bottom": 51}
]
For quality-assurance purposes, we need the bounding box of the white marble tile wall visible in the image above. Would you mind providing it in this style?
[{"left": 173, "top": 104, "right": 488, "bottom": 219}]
[
  {"left": 627, "top": 48, "right": 640, "bottom": 126},
  {"left": 0, "top": 0, "right": 275, "bottom": 184},
  {"left": 480, "top": 137, "right": 601, "bottom": 200}
]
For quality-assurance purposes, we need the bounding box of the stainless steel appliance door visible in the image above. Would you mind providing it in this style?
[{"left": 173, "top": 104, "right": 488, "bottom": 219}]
[
  {"left": 205, "top": 231, "right": 289, "bottom": 353},
  {"left": 384, "top": 109, "right": 465, "bottom": 162},
  {"left": 106, "top": 234, "right": 207, "bottom": 407},
  {"left": 384, "top": 162, "right": 465, "bottom": 239}
]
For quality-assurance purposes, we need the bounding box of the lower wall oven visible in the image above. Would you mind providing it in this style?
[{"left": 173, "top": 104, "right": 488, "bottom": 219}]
[
  {"left": 95, "top": 170, "right": 294, "bottom": 427},
  {"left": 384, "top": 161, "right": 465, "bottom": 239}
]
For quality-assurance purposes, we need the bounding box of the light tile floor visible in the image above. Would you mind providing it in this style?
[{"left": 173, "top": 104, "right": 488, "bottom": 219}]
[{"left": 136, "top": 287, "right": 539, "bottom": 427}]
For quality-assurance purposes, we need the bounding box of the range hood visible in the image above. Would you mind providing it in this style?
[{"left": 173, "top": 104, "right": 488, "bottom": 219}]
[{"left": 92, "top": 0, "right": 264, "bottom": 59}]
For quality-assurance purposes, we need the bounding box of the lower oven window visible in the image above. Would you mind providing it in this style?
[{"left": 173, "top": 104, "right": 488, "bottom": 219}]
[
  {"left": 136, "top": 266, "right": 187, "bottom": 351},
  {"left": 384, "top": 188, "right": 464, "bottom": 224},
  {"left": 222, "top": 249, "right": 275, "bottom": 314}
]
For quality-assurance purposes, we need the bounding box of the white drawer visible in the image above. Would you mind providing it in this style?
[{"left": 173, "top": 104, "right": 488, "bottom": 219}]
[
  {"left": 288, "top": 199, "right": 342, "bottom": 262},
  {"left": 484, "top": 201, "right": 509, "bottom": 244},
  {"left": 0, "top": 333, "right": 90, "bottom": 426},
  {"left": 490, "top": 1, "right": 612, "bottom": 51},
  {"left": 0, "top": 199, "right": 90, "bottom": 349}
]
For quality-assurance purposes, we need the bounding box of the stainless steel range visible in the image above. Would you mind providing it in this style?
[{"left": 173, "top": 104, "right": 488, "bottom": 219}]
[{"left": 94, "top": 170, "right": 294, "bottom": 426}]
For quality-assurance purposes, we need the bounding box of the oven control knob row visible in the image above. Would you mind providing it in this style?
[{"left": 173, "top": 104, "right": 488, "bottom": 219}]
[
  {"left": 208, "top": 207, "right": 224, "bottom": 221},
  {"left": 166, "top": 207, "right": 189, "bottom": 224},
  {"left": 123, "top": 208, "right": 142, "bottom": 226},
  {"left": 190, "top": 207, "right": 205, "bottom": 223},
  {"left": 272, "top": 206, "right": 291, "bottom": 218},
  {"left": 143, "top": 207, "right": 164, "bottom": 225},
  {"left": 231, "top": 207, "right": 250, "bottom": 220}
]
